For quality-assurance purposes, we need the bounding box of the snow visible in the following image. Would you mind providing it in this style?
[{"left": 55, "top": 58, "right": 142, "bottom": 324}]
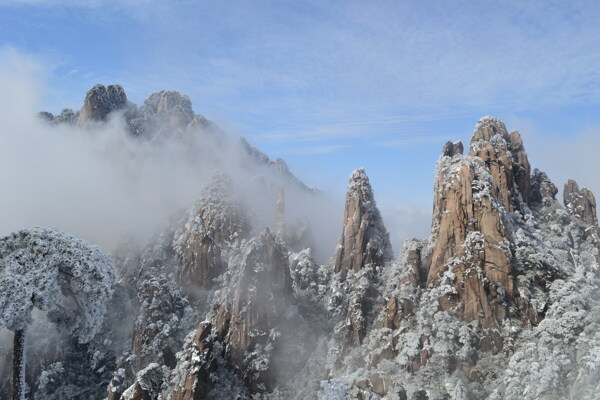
[{"left": 0, "top": 227, "right": 115, "bottom": 342}]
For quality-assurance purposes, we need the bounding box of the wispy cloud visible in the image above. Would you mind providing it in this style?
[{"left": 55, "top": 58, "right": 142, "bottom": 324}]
[{"left": 2, "top": 0, "right": 599, "bottom": 154}]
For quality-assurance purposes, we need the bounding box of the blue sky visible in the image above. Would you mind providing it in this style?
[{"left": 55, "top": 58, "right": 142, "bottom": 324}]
[{"left": 1, "top": 0, "right": 599, "bottom": 223}]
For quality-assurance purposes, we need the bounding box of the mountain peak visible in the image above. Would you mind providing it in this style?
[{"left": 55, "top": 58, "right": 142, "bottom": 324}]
[
  {"left": 334, "top": 168, "right": 392, "bottom": 278},
  {"left": 564, "top": 179, "right": 598, "bottom": 226},
  {"left": 77, "top": 83, "right": 127, "bottom": 126}
]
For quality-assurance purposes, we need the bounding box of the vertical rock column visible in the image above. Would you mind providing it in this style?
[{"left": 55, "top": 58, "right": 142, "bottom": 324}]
[
  {"left": 274, "top": 187, "right": 285, "bottom": 240},
  {"left": 334, "top": 168, "right": 393, "bottom": 279},
  {"left": 427, "top": 117, "right": 529, "bottom": 328},
  {"left": 564, "top": 179, "right": 598, "bottom": 226},
  {"left": 564, "top": 179, "right": 600, "bottom": 269}
]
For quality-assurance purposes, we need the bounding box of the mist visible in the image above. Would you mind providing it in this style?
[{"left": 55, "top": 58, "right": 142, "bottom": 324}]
[{"left": 0, "top": 49, "right": 348, "bottom": 265}]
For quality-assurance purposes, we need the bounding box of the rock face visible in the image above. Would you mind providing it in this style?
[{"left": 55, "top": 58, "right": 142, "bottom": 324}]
[
  {"left": 468, "top": 118, "right": 532, "bottom": 211},
  {"left": 171, "top": 322, "right": 219, "bottom": 400},
  {"left": 564, "top": 179, "right": 598, "bottom": 226},
  {"left": 334, "top": 168, "right": 393, "bottom": 279},
  {"left": 442, "top": 141, "right": 464, "bottom": 157},
  {"left": 77, "top": 84, "right": 127, "bottom": 126},
  {"left": 140, "top": 90, "right": 195, "bottom": 128},
  {"left": 274, "top": 187, "right": 285, "bottom": 240},
  {"left": 120, "top": 364, "right": 164, "bottom": 400},
  {"left": 509, "top": 131, "right": 532, "bottom": 205},
  {"left": 132, "top": 277, "right": 188, "bottom": 371},
  {"left": 174, "top": 173, "right": 250, "bottom": 296},
  {"left": 225, "top": 230, "right": 292, "bottom": 393},
  {"left": 428, "top": 117, "right": 524, "bottom": 328},
  {"left": 171, "top": 231, "right": 300, "bottom": 397},
  {"left": 531, "top": 168, "right": 558, "bottom": 205}
]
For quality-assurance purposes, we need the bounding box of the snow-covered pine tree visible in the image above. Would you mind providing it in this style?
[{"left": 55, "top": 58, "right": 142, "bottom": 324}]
[{"left": 0, "top": 227, "right": 115, "bottom": 400}]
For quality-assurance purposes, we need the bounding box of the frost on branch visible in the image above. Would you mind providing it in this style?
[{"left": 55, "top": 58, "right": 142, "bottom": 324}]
[{"left": 0, "top": 227, "right": 115, "bottom": 342}]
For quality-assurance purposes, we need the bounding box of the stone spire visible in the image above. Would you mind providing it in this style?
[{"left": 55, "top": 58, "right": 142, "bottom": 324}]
[
  {"left": 274, "top": 187, "right": 286, "bottom": 240},
  {"left": 334, "top": 168, "right": 393, "bottom": 278},
  {"left": 427, "top": 117, "right": 533, "bottom": 328},
  {"left": 468, "top": 117, "right": 532, "bottom": 211},
  {"left": 564, "top": 179, "right": 598, "bottom": 226},
  {"left": 531, "top": 169, "right": 558, "bottom": 205}
]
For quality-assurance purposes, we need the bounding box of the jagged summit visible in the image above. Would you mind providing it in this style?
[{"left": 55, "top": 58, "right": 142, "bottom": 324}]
[
  {"left": 77, "top": 83, "right": 128, "bottom": 126},
  {"left": 429, "top": 139, "right": 517, "bottom": 327},
  {"left": 40, "top": 84, "right": 317, "bottom": 195},
  {"left": 469, "top": 116, "right": 532, "bottom": 211},
  {"left": 564, "top": 179, "right": 598, "bottom": 226},
  {"left": 142, "top": 90, "right": 194, "bottom": 120},
  {"left": 531, "top": 168, "right": 558, "bottom": 205},
  {"left": 442, "top": 140, "right": 463, "bottom": 157},
  {"left": 334, "top": 168, "right": 393, "bottom": 279}
]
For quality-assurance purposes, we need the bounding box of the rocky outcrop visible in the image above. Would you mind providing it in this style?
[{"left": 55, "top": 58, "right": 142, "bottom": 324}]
[
  {"left": 442, "top": 141, "right": 464, "bottom": 157},
  {"left": 132, "top": 277, "right": 188, "bottom": 371},
  {"left": 468, "top": 117, "right": 532, "bottom": 211},
  {"left": 428, "top": 117, "right": 524, "bottom": 328},
  {"left": 174, "top": 173, "right": 250, "bottom": 296},
  {"left": 239, "top": 138, "right": 318, "bottom": 194},
  {"left": 225, "top": 229, "right": 292, "bottom": 393},
  {"left": 334, "top": 168, "right": 393, "bottom": 279},
  {"left": 120, "top": 363, "right": 163, "bottom": 400},
  {"left": 272, "top": 188, "right": 314, "bottom": 252},
  {"left": 77, "top": 84, "right": 127, "bottom": 126},
  {"left": 509, "top": 131, "right": 532, "bottom": 204},
  {"left": 274, "top": 187, "right": 285, "bottom": 240},
  {"left": 128, "top": 90, "right": 200, "bottom": 137},
  {"left": 173, "top": 230, "right": 294, "bottom": 396},
  {"left": 531, "top": 169, "right": 558, "bottom": 205},
  {"left": 141, "top": 90, "right": 195, "bottom": 127},
  {"left": 564, "top": 179, "right": 598, "bottom": 226},
  {"left": 171, "top": 322, "right": 219, "bottom": 400}
]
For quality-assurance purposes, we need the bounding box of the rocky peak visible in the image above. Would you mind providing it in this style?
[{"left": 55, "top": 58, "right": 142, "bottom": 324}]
[
  {"left": 531, "top": 169, "right": 558, "bottom": 205},
  {"left": 173, "top": 172, "right": 250, "bottom": 297},
  {"left": 429, "top": 123, "right": 521, "bottom": 328},
  {"left": 469, "top": 116, "right": 532, "bottom": 211},
  {"left": 334, "top": 168, "right": 393, "bottom": 279},
  {"left": 509, "top": 130, "right": 532, "bottom": 204},
  {"left": 442, "top": 141, "right": 464, "bottom": 157},
  {"left": 141, "top": 90, "right": 195, "bottom": 126},
  {"left": 239, "top": 138, "right": 318, "bottom": 193},
  {"left": 564, "top": 179, "right": 598, "bottom": 226},
  {"left": 171, "top": 322, "right": 220, "bottom": 400},
  {"left": 77, "top": 84, "right": 127, "bottom": 126},
  {"left": 225, "top": 229, "right": 292, "bottom": 393}
]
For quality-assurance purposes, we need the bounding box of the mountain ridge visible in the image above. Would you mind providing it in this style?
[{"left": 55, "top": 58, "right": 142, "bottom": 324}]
[{"left": 1, "top": 84, "right": 598, "bottom": 399}]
